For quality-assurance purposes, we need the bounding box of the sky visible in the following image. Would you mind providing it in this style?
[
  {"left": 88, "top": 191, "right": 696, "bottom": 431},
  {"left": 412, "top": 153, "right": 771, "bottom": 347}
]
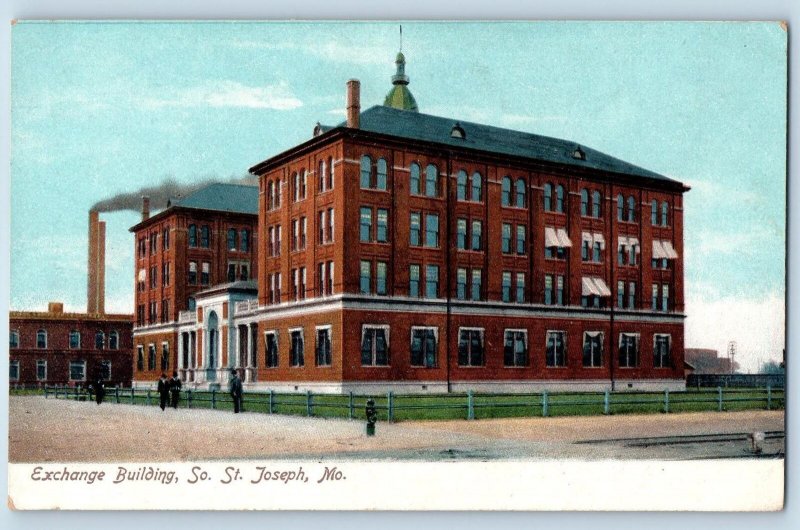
[{"left": 9, "top": 21, "right": 786, "bottom": 372}]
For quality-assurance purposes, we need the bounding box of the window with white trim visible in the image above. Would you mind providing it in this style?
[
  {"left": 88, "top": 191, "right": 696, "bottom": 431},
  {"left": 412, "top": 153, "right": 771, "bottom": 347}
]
[
  {"left": 654, "top": 334, "right": 672, "bottom": 368},
  {"left": 361, "top": 326, "right": 389, "bottom": 366},
  {"left": 10, "top": 330, "right": 19, "bottom": 349},
  {"left": 619, "top": 333, "right": 640, "bottom": 368},
  {"left": 546, "top": 331, "right": 566, "bottom": 367},
  {"left": 100, "top": 360, "right": 112, "bottom": 380},
  {"left": 265, "top": 331, "right": 279, "bottom": 368},
  {"left": 36, "top": 359, "right": 47, "bottom": 381},
  {"left": 10, "top": 360, "right": 20, "bottom": 381},
  {"left": 69, "top": 330, "right": 81, "bottom": 349},
  {"left": 582, "top": 332, "right": 603, "bottom": 367},
  {"left": 315, "top": 326, "right": 332, "bottom": 367},
  {"left": 290, "top": 329, "right": 304, "bottom": 367},
  {"left": 69, "top": 360, "right": 86, "bottom": 381},
  {"left": 36, "top": 329, "right": 47, "bottom": 349},
  {"left": 458, "top": 328, "right": 484, "bottom": 367},
  {"left": 410, "top": 327, "right": 437, "bottom": 367},
  {"left": 504, "top": 329, "right": 528, "bottom": 367}
]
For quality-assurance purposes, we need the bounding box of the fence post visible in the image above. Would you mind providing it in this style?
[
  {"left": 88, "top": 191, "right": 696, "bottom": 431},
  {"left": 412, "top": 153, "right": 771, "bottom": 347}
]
[
  {"left": 188, "top": 389, "right": 193, "bottom": 408},
  {"left": 146, "top": 389, "right": 151, "bottom": 406},
  {"left": 467, "top": 391, "right": 475, "bottom": 420},
  {"left": 542, "top": 390, "right": 549, "bottom": 417},
  {"left": 306, "top": 390, "right": 313, "bottom": 417},
  {"left": 268, "top": 390, "right": 274, "bottom": 414},
  {"left": 717, "top": 386, "right": 723, "bottom": 412},
  {"left": 767, "top": 384, "right": 772, "bottom": 410},
  {"left": 387, "top": 391, "right": 394, "bottom": 423},
  {"left": 603, "top": 390, "right": 611, "bottom": 415},
  {"left": 663, "top": 389, "right": 670, "bottom": 414},
  {"left": 211, "top": 389, "right": 217, "bottom": 409},
  {"left": 348, "top": 391, "right": 354, "bottom": 420}
]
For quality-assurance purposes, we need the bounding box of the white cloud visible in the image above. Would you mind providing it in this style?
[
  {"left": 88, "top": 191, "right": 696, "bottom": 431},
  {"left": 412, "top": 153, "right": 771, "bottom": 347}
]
[
  {"left": 685, "top": 290, "right": 785, "bottom": 373},
  {"left": 143, "top": 81, "right": 303, "bottom": 111},
  {"left": 230, "top": 39, "right": 390, "bottom": 66}
]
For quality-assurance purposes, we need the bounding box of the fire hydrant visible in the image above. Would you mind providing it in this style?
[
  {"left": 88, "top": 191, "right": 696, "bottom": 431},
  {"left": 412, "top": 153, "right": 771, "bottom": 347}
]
[{"left": 365, "top": 399, "right": 377, "bottom": 436}]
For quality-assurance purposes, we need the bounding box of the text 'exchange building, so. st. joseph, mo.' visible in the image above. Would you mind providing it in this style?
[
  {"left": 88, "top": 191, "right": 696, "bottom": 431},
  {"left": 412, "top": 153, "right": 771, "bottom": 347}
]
[{"left": 130, "top": 50, "right": 688, "bottom": 394}]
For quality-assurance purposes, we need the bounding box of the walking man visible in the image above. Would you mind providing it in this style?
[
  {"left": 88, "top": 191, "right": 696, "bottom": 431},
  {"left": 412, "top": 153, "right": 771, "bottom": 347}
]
[
  {"left": 169, "top": 371, "right": 182, "bottom": 409},
  {"left": 229, "top": 369, "right": 243, "bottom": 414},
  {"left": 92, "top": 376, "right": 105, "bottom": 405},
  {"left": 157, "top": 372, "right": 170, "bottom": 411}
]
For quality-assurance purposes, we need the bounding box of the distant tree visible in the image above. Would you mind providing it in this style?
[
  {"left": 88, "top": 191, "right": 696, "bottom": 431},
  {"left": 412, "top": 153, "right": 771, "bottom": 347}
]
[{"left": 759, "top": 361, "right": 785, "bottom": 375}]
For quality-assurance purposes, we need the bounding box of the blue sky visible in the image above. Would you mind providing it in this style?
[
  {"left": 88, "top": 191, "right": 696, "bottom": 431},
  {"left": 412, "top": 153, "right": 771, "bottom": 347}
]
[{"left": 10, "top": 21, "right": 786, "bottom": 372}]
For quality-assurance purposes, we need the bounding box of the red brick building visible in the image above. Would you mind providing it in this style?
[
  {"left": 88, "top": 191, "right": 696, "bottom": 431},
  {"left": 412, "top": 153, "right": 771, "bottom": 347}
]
[
  {"left": 9, "top": 302, "right": 133, "bottom": 387},
  {"left": 129, "top": 183, "right": 258, "bottom": 384},
  {"left": 145, "top": 53, "right": 688, "bottom": 393}
]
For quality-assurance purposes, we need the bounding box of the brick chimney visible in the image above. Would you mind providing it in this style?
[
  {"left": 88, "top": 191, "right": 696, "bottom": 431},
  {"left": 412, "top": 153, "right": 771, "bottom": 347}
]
[
  {"left": 346, "top": 79, "right": 360, "bottom": 129},
  {"left": 47, "top": 302, "right": 64, "bottom": 314},
  {"left": 142, "top": 196, "right": 151, "bottom": 222},
  {"left": 87, "top": 211, "right": 106, "bottom": 314}
]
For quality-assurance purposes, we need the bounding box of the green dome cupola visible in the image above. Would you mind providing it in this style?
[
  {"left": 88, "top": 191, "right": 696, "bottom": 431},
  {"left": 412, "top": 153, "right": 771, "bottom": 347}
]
[{"left": 383, "top": 51, "right": 419, "bottom": 112}]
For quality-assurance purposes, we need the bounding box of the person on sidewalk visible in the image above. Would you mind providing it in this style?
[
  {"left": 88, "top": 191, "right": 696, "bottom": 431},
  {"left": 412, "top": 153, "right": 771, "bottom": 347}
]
[
  {"left": 157, "top": 373, "right": 170, "bottom": 411},
  {"left": 169, "top": 371, "right": 182, "bottom": 409},
  {"left": 229, "top": 369, "right": 243, "bottom": 414},
  {"left": 92, "top": 376, "right": 105, "bottom": 405}
]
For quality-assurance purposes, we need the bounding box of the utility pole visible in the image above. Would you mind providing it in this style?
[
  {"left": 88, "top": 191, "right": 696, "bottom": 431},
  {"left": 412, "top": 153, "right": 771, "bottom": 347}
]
[{"left": 727, "top": 341, "right": 737, "bottom": 374}]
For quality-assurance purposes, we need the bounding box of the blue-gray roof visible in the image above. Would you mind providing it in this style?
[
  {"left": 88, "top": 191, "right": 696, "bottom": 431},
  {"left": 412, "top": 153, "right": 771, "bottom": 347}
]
[
  {"left": 336, "top": 105, "right": 674, "bottom": 182},
  {"left": 174, "top": 183, "right": 259, "bottom": 215}
]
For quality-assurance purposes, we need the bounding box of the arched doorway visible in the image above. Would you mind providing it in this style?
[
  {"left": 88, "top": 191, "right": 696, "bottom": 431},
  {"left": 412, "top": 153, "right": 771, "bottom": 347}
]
[{"left": 207, "top": 311, "right": 219, "bottom": 381}]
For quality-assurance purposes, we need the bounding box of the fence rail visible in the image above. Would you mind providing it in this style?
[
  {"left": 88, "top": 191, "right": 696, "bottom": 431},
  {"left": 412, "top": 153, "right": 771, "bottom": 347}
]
[{"left": 38, "top": 385, "right": 785, "bottom": 423}]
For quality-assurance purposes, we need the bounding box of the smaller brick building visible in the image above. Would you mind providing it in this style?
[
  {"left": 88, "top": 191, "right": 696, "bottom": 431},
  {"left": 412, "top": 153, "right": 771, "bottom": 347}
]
[{"left": 9, "top": 302, "right": 134, "bottom": 387}]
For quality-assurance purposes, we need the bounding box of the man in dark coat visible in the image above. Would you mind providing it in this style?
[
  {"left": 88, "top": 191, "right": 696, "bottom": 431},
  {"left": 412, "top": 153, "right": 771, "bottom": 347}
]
[
  {"left": 229, "top": 369, "right": 243, "bottom": 414},
  {"left": 169, "top": 371, "right": 182, "bottom": 409},
  {"left": 92, "top": 376, "right": 105, "bottom": 405},
  {"left": 157, "top": 373, "right": 169, "bottom": 411}
]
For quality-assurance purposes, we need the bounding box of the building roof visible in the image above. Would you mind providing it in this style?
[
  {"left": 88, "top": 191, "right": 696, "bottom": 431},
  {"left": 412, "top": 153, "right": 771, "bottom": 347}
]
[
  {"left": 172, "top": 183, "right": 259, "bottom": 215},
  {"left": 193, "top": 280, "right": 259, "bottom": 299},
  {"left": 10, "top": 310, "right": 133, "bottom": 323},
  {"left": 336, "top": 105, "right": 676, "bottom": 183}
]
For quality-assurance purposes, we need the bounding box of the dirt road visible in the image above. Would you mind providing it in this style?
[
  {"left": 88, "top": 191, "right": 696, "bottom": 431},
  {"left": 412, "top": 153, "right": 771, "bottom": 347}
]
[{"left": 8, "top": 395, "right": 784, "bottom": 462}]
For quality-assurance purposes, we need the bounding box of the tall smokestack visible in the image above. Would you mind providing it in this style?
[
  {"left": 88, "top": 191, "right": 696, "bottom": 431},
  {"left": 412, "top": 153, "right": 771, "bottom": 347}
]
[
  {"left": 346, "top": 79, "right": 360, "bottom": 129},
  {"left": 88, "top": 211, "right": 99, "bottom": 314},
  {"left": 141, "top": 196, "right": 150, "bottom": 221},
  {"left": 87, "top": 211, "right": 106, "bottom": 314}
]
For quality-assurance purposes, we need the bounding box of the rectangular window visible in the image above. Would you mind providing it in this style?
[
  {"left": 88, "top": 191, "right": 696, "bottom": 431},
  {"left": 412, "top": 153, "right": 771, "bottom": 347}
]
[
  {"left": 652, "top": 284, "right": 659, "bottom": 310},
  {"left": 327, "top": 261, "right": 334, "bottom": 295},
  {"left": 409, "top": 265, "right": 420, "bottom": 297},
  {"left": 546, "top": 331, "right": 566, "bottom": 367},
  {"left": 544, "top": 275, "right": 553, "bottom": 305},
  {"left": 291, "top": 219, "right": 298, "bottom": 250},
  {"left": 582, "top": 240, "right": 590, "bottom": 262},
  {"left": 300, "top": 217, "right": 307, "bottom": 249},
  {"left": 502, "top": 271, "right": 512, "bottom": 302},
  {"left": 456, "top": 218, "right": 467, "bottom": 250},
  {"left": 470, "top": 269, "right": 482, "bottom": 301},
  {"left": 200, "top": 226, "right": 210, "bottom": 248},
  {"left": 161, "top": 299, "right": 170, "bottom": 322},
  {"left": 516, "top": 272, "right": 526, "bottom": 303},
  {"left": 327, "top": 208, "right": 334, "bottom": 242},
  {"left": 471, "top": 220, "right": 482, "bottom": 251},
  {"left": 360, "top": 260, "right": 371, "bottom": 294},
  {"left": 662, "top": 284, "right": 670, "bottom": 312},
  {"left": 69, "top": 361, "right": 86, "bottom": 381},
  {"left": 161, "top": 343, "right": 169, "bottom": 371},
  {"left": 36, "top": 359, "right": 47, "bottom": 381},
  {"left": 100, "top": 360, "right": 112, "bottom": 380},
  {"left": 376, "top": 261, "right": 388, "bottom": 295},
  {"left": 376, "top": 209, "right": 389, "bottom": 243},
  {"left": 316, "top": 327, "right": 332, "bottom": 367},
  {"left": 9, "top": 360, "right": 20, "bottom": 381},
  {"left": 290, "top": 329, "right": 304, "bottom": 367},
  {"left": 318, "top": 211, "right": 326, "bottom": 244},
  {"left": 275, "top": 226, "right": 282, "bottom": 255},
  {"left": 265, "top": 332, "right": 278, "bottom": 368},
  {"left": 502, "top": 223, "right": 512, "bottom": 253},
  {"left": 201, "top": 262, "right": 210, "bottom": 285},
  {"left": 228, "top": 263, "right": 237, "bottom": 283},
  {"left": 162, "top": 262, "right": 170, "bottom": 286},
  {"left": 458, "top": 329, "right": 484, "bottom": 367},
  {"left": 628, "top": 281, "right": 636, "bottom": 309},
  {"left": 227, "top": 229, "right": 237, "bottom": 251},
  {"left": 425, "top": 264, "right": 439, "bottom": 299},
  {"left": 268, "top": 227, "right": 275, "bottom": 256},
  {"left": 504, "top": 330, "right": 528, "bottom": 367},
  {"left": 618, "top": 280, "right": 626, "bottom": 308},
  {"left": 410, "top": 327, "right": 437, "bottom": 367},
  {"left": 300, "top": 267, "right": 306, "bottom": 299},
  {"left": 240, "top": 263, "right": 249, "bottom": 281},
  {"left": 10, "top": 330, "right": 19, "bottom": 349},
  {"left": 318, "top": 262, "right": 326, "bottom": 297},
  {"left": 556, "top": 276, "right": 564, "bottom": 306},
  {"left": 241, "top": 230, "right": 250, "bottom": 252},
  {"left": 654, "top": 334, "right": 672, "bottom": 368},
  {"left": 456, "top": 268, "right": 467, "bottom": 300},
  {"left": 425, "top": 214, "right": 439, "bottom": 247},
  {"left": 150, "top": 266, "right": 157, "bottom": 289},
  {"left": 361, "top": 327, "right": 389, "bottom": 366},
  {"left": 516, "top": 225, "right": 526, "bottom": 254},
  {"left": 69, "top": 331, "right": 80, "bottom": 349},
  {"left": 360, "top": 207, "right": 372, "bottom": 242},
  {"left": 619, "top": 333, "right": 639, "bottom": 367},
  {"left": 410, "top": 212, "right": 421, "bottom": 246},
  {"left": 583, "top": 332, "right": 603, "bottom": 367}
]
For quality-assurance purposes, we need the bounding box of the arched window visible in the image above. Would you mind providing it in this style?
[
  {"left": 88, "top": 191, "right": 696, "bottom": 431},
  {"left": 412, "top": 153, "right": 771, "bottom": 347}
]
[
  {"left": 318, "top": 160, "right": 325, "bottom": 192},
  {"left": 501, "top": 176, "right": 511, "bottom": 206},
  {"left": 109, "top": 331, "right": 119, "bottom": 350},
  {"left": 227, "top": 228, "right": 238, "bottom": 251},
  {"left": 148, "top": 345, "right": 156, "bottom": 371},
  {"left": 651, "top": 200, "right": 658, "bottom": 225},
  {"left": 95, "top": 331, "right": 105, "bottom": 350},
  {"left": 661, "top": 201, "right": 669, "bottom": 226},
  {"left": 188, "top": 224, "right": 197, "bottom": 247},
  {"left": 592, "top": 191, "right": 601, "bottom": 218},
  {"left": 544, "top": 183, "right": 553, "bottom": 211},
  {"left": 410, "top": 163, "right": 421, "bottom": 194},
  {"left": 515, "top": 179, "right": 526, "bottom": 208},
  {"left": 627, "top": 196, "right": 636, "bottom": 222},
  {"left": 555, "top": 185, "right": 565, "bottom": 213},
  {"left": 69, "top": 330, "right": 81, "bottom": 349},
  {"left": 471, "top": 172, "right": 482, "bottom": 202},
  {"left": 580, "top": 189, "right": 589, "bottom": 216},
  {"left": 376, "top": 158, "right": 388, "bottom": 190},
  {"left": 360, "top": 155, "right": 372, "bottom": 188},
  {"left": 207, "top": 311, "right": 219, "bottom": 369},
  {"left": 36, "top": 329, "right": 47, "bottom": 349},
  {"left": 456, "top": 170, "right": 468, "bottom": 200},
  {"left": 327, "top": 156, "right": 334, "bottom": 189},
  {"left": 200, "top": 225, "right": 210, "bottom": 248},
  {"left": 425, "top": 164, "right": 438, "bottom": 197},
  {"left": 241, "top": 229, "right": 250, "bottom": 252},
  {"left": 617, "top": 194, "right": 624, "bottom": 221}
]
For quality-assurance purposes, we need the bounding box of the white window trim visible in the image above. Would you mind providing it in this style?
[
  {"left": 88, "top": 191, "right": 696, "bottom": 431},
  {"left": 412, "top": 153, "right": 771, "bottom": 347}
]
[
  {"left": 10, "top": 360, "right": 20, "bottom": 381},
  {"left": 457, "top": 326, "right": 484, "bottom": 346},
  {"left": 36, "top": 330, "right": 48, "bottom": 349},
  {"left": 264, "top": 330, "right": 279, "bottom": 367},
  {"left": 545, "top": 330, "right": 567, "bottom": 361},
  {"left": 69, "top": 360, "right": 87, "bottom": 382},
  {"left": 504, "top": 328, "right": 529, "bottom": 349},
  {"left": 315, "top": 325, "right": 333, "bottom": 366},
  {"left": 10, "top": 329, "right": 20, "bottom": 349},
  {"left": 362, "top": 324, "right": 391, "bottom": 350},
  {"left": 582, "top": 331, "right": 604, "bottom": 367},
  {"left": 36, "top": 359, "right": 47, "bottom": 381},
  {"left": 411, "top": 325, "right": 440, "bottom": 344},
  {"left": 653, "top": 333, "right": 672, "bottom": 367}
]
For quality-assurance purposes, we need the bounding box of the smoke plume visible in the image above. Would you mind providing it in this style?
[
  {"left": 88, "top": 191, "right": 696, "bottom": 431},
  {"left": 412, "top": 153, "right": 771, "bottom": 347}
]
[{"left": 90, "top": 174, "right": 257, "bottom": 213}]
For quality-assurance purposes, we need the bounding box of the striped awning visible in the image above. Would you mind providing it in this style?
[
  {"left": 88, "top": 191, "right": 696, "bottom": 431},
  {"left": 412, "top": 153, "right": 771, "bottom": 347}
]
[{"left": 582, "top": 277, "right": 612, "bottom": 297}]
